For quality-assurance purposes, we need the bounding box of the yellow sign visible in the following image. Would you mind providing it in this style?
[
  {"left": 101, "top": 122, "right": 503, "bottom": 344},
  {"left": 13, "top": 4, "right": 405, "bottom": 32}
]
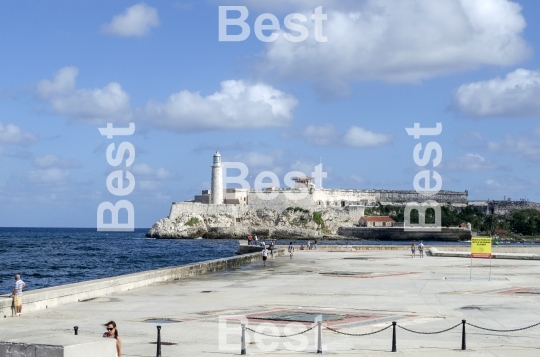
[{"left": 471, "top": 238, "right": 492, "bottom": 258}]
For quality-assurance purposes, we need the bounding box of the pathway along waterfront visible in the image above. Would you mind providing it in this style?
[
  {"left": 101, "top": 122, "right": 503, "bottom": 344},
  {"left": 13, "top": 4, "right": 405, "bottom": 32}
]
[{"left": 2, "top": 247, "right": 540, "bottom": 356}]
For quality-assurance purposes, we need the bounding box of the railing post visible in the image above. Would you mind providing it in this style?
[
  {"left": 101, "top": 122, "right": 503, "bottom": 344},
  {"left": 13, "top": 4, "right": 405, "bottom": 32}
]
[
  {"left": 317, "top": 321, "right": 322, "bottom": 354},
  {"left": 461, "top": 320, "right": 466, "bottom": 350},
  {"left": 156, "top": 325, "right": 162, "bottom": 357},
  {"left": 241, "top": 323, "right": 246, "bottom": 355},
  {"left": 74, "top": 326, "right": 78, "bottom": 335},
  {"left": 391, "top": 321, "right": 397, "bottom": 352}
]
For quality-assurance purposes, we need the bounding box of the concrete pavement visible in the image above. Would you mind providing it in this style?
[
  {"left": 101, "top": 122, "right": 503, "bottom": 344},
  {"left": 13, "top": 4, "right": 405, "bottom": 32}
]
[{"left": 2, "top": 248, "right": 540, "bottom": 356}]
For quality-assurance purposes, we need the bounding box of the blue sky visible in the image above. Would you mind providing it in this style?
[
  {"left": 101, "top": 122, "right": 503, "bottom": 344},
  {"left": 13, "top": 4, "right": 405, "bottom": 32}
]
[{"left": 1, "top": 0, "right": 539, "bottom": 228}]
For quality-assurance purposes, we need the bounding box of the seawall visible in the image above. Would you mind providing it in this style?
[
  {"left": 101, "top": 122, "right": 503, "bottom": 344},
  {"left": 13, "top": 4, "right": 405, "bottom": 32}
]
[
  {"left": 0, "top": 250, "right": 283, "bottom": 319},
  {"left": 337, "top": 227, "right": 472, "bottom": 241}
]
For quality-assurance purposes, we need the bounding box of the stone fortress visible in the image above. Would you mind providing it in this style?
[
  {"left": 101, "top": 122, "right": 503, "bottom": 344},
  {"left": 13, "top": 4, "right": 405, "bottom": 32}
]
[{"left": 146, "top": 152, "right": 540, "bottom": 239}]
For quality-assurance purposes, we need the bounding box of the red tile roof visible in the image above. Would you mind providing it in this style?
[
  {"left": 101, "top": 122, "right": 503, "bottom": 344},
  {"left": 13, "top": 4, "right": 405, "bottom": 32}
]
[{"left": 361, "top": 216, "right": 395, "bottom": 222}]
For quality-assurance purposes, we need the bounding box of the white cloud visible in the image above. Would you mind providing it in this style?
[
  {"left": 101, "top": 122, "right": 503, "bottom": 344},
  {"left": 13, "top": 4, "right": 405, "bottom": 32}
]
[
  {"left": 232, "top": 151, "right": 283, "bottom": 170},
  {"left": 25, "top": 168, "right": 71, "bottom": 184},
  {"left": 442, "top": 153, "right": 502, "bottom": 171},
  {"left": 487, "top": 134, "right": 540, "bottom": 162},
  {"left": 0, "top": 123, "right": 38, "bottom": 146},
  {"left": 101, "top": 3, "right": 160, "bottom": 37},
  {"left": 145, "top": 80, "right": 298, "bottom": 131},
  {"left": 33, "top": 154, "right": 81, "bottom": 169},
  {"left": 131, "top": 164, "right": 179, "bottom": 180},
  {"left": 255, "top": 0, "right": 529, "bottom": 96},
  {"left": 37, "top": 66, "right": 132, "bottom": 124},
  {"left": 302, "top": 124, "right": 393, "bottom": 147},
  {"left": 343, "top": 126, "right": 393, "bottom": 147},
  {"left": 137, "top": 180, "right": 164, "bottom": 191},
  {"left": 454, "top": 68, "right": 540, "bottom": 117},
  {"left": 302, "top": 124, "right": 340, "bottom": 146}
]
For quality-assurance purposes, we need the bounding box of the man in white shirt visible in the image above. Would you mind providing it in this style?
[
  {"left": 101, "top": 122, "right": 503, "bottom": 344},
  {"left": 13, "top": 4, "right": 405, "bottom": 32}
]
[
  {"left": 11, "top": 274, "right": 26, "bottom": 316},
  {"left": 262, "top": 247, "right": 269, "bottom": 266}
]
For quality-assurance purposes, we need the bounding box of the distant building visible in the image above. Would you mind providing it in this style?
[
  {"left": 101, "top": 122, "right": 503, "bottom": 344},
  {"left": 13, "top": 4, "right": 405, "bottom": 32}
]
[{"left": 360, "top": 216, "right": 395, "bottom": 227}]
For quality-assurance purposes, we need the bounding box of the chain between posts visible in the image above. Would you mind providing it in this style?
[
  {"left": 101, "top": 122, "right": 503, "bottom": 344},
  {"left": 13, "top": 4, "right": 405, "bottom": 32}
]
[
  {"left": 245, "top": 324, "right": 316, "bottom": 338},
  {"left": 397, "top": 323, "right": 462, "bottom": 335},
  {"left": 244, "top": 320, "right": 540, "bottom": 339},
  {"left": 466, "top": 321, "right": 540, "bottom": 333},
  {"left": 325, "top": 324, "right": 393, "bottom": 336}
]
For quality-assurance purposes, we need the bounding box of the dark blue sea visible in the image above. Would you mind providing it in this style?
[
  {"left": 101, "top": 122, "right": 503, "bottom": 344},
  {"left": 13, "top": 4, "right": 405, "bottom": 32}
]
[
  {"left": 1, "top": 228, "right": 533, "bottom": 294},
  {"left": 0, "top": 228, "right": 239, "bottom": 294}
]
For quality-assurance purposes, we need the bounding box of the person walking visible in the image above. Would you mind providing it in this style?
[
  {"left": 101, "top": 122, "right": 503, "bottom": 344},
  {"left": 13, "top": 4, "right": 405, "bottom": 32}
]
[
  {"left": 314, "top": 239, "right": 317, "bottom": 250},
  {"left": 248, "top": 235, "right": 253, "bottom": 245},
  {"left": 411, "top": 242, "right": 416, "bottom": 258},
  {"left": 269, "top": 240, "right": 275, "bottom": 257},
  {"left": 103, "top": 321, "right": 122, "bottom": 357},
  {"left": 307, "top": 240, "right": 311, "bottom": 250},
  {"left": 262, "top": 246, "right": 269, "bottom": 266},
  {"left": 10, "top": 274, "right": 26, "bottom": 317},
  {"left": 418, "top": 241, "right": 424, "bottom": 258},
  {"left": 288, "top": 242, "right": 294, "bottom": 259}
]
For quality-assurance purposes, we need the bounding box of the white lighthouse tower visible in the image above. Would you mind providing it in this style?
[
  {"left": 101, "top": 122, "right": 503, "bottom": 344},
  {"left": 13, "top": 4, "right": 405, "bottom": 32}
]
[{"left": 210, "top": 151, "right": 223, "bottom": 204}]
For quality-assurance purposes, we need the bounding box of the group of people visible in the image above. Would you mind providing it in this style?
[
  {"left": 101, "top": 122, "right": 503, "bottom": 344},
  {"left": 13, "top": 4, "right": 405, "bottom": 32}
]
[
  {"left": 410, "top": 241, "right": 425, "bottom": 258},
  {"left": 300, "top": 240, "right": 317, "bottom": 250},
  {"left": 7, "top": 274, "right": 122, "bottom": 356},
  {"left": 247, "top": 234, "right": 265, "bottom": 246}
]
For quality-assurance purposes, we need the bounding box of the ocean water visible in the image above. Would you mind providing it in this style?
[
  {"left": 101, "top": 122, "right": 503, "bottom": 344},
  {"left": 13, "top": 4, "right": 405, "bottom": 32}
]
[
  {"left": 0, "top": 228, "right": 239, "bottom": 294},
  {"left": 1, "top": 228, "right": 535, "bottom": 295}
]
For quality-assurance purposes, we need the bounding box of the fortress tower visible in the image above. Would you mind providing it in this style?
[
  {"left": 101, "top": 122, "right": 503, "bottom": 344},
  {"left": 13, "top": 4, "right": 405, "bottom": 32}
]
[{"left": 210, "top": 151, "right": 223, "bottom": 204}]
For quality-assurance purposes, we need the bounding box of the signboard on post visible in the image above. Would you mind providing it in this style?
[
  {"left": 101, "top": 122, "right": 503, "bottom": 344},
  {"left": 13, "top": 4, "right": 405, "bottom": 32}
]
[{"left": 471, "top": 237, "right": 492, "bottom": 258}]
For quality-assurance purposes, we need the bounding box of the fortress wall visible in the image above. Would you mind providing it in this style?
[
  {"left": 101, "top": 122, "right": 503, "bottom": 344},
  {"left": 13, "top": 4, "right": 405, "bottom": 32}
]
[
  {"left": 378, "top": 190, "right": 468, "bottom": 204},
  {"left": 314, "top": 189, "right": 468, "bottom": 206},
  {"left": 491, "top": 201, "right": 540, "bottom": 215},
  {"left": 247, "top": 190, "right": 317, "bottom": 211},
  {"left": 313, "top": 190, "right": 378, "bottom": 206},
  {"left": 169, "top": 202, "right": 249, "bottom": 220}
]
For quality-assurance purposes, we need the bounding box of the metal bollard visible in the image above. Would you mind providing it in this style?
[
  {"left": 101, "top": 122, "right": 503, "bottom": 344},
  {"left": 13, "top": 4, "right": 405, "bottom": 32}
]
[
  {"left": 461, "top": 320, "right": 466, "bottom": 350},
  {"left": 74, "top": 326, "right": 78, "bottom": 335},
  {"left": 156, "top": 325, "right": 162, "bottom": 357},
  {"left": 391, "top": 321, "right": 397, "bottom": 352},
  {"left": 317, "top": 321, "right": 322, "bottom": 354},
  {"left": 241, "top": 324, "right": 246, "bottom": 355}
]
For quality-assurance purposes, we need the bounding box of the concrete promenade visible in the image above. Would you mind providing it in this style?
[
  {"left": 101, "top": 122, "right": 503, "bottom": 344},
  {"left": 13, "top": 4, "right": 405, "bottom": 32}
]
[{"left": 2, "top": 248, "right": 540, "bottom": 356}]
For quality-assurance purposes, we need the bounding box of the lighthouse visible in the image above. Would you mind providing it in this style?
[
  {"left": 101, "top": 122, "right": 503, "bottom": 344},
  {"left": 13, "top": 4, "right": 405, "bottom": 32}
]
[{"left": 210, "top": 151, "right": 223, "bottom": 204}]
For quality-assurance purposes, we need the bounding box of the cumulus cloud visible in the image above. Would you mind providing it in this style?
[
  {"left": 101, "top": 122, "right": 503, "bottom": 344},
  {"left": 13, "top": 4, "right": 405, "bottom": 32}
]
[
  {"left": 302, "top": 124, "right": 393, "bottom": 147},
  {"left": 137, "top": 180, "right": 165, "bottom": 191},
  {"left": 442, "top": 153, "right": 503, "bottom": 171},
  {"left": 302, "top": 124, "right": 340, "bottom": 146},
  {"left": 343, "top": 126, "right": 393, "bottom": 147},
  {"left": 145, "top": 80, "right": 298, "bottom": 131},
  {"left": 101, "top": 3, "right": 160, "bottom": 37},
  {"left": 24, "top": 168, "right": 71, "bottom": 184},
  {"left": 231, "top": 151, "right": 284, "bottom": 170},
  {"left": 254, "top": 0, "right": 529, "bottom": 97},
  {"left": 36, "top": 66, "right": 132, "bottom": 124},
  {"left": 131, "top": 163, "right": 179, "bottom": 180},
  {"left": 33, "top": 154, "right": 81, "bottom": 169},
  {"left": 487, "top": 134, "right": 540, "bottom": 162},
  {"left": 0, "top": 123, "right": 38, "bottom": 146},
  {"left": 453, "top": 68, "right": 540, "bottom": 117}
]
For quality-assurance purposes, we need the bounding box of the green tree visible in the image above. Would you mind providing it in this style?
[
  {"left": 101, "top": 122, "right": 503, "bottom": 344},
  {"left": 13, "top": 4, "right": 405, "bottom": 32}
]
[{"left": 509, "top": 209, "right": 540, "bottom": 236}]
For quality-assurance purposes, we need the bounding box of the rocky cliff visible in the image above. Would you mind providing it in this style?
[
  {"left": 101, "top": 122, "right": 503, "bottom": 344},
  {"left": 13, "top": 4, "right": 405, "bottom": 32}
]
[{"left": 146, "top": 207, "right": 358, "bottom": 239}]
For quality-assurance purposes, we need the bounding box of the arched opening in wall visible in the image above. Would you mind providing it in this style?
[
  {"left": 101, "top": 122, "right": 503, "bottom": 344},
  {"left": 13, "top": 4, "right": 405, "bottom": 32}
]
[
  {"left": 410, "top": 209, "right": 419, "bottom": 224},
  {"left": 425, "top": 208, "right": 436, "bottom": 224},
  {"left": 341, "top": 201, "right": 346, "bottom": 207}
]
